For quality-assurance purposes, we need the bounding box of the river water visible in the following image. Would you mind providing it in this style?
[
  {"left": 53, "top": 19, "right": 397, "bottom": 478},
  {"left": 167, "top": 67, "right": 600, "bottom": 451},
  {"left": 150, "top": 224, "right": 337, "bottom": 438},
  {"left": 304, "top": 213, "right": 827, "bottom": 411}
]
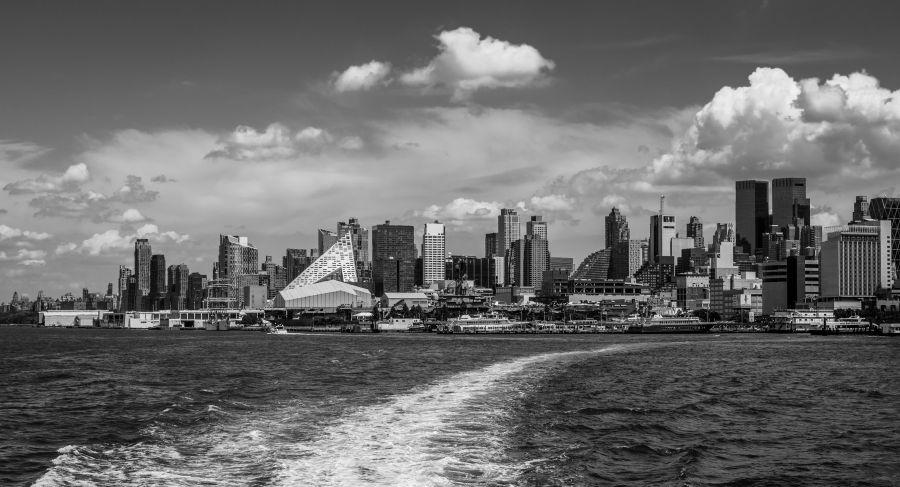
[{"left": 1, "top": 328, "right": 897, "bottom": 486}]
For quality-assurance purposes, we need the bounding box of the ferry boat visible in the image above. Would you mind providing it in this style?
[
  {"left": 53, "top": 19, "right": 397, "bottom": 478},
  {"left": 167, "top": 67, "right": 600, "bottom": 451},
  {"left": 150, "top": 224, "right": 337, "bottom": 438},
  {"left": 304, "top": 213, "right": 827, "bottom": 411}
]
[
  {"left": 809, "top": 316, "right": 872, "bottom": 335},
  {"left": 769, "top": 309, "right": 834, "bottom": 333},
  {"left": 626, "top": 310, "right": 714, "bottom": 334},
  {"left": 374, "top": 318, "right": 425, "bottom": 332},
  {"left": 445, "top": 313, "right": 529, "bottom": 333}
]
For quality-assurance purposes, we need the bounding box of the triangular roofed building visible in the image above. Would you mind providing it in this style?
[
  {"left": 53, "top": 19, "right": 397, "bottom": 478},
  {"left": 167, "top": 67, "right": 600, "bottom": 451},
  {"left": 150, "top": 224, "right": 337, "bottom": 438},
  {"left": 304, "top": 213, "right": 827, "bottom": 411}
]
[{"left": 282, "top": 231, "right": 358, "bottom": 290}]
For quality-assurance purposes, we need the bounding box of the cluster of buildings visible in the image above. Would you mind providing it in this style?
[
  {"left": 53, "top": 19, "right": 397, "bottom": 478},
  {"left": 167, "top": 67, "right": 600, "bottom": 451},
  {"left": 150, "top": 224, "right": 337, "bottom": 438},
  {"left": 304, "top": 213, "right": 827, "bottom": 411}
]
[{"left": 4, "top": 177, "right": 899, "bottom": 322}]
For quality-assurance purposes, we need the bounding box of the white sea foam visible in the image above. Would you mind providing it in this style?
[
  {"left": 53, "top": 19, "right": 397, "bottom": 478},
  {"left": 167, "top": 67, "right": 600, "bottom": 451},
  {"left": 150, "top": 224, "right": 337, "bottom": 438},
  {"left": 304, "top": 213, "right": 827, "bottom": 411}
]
[{"left": 275, "top": 344, "right": 629, "bottom": 486}]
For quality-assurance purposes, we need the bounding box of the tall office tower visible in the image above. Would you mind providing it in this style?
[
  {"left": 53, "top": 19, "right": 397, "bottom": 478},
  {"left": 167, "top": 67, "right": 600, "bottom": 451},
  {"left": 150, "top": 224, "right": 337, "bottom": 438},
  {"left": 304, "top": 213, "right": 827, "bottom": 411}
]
[
  {"left": 686, "top": 216, "right": 704, "bottom": 248},
  {"left": 166, "top": 264, "right": 189, "bottom": 310},
  {"left": 821, "top": 221, "right": 893, "bottom": 298},
  {"left": 712, "top": 223, "right": 735, "bottom": 251},
  {"left": 868, "top": 197, "right": 900, "bottom": 279},
  {"left": 317, "top": 229, "right": 338, "bottom": 256},
  {"left": 337, "top": 217, "right": 369, "bottom": 283},
  {"left": 262, "top": 256, "right": 284, "bottom": 299},
  {"left": 283, "top": 248, "right": 307, "bottom": 282},
  {"left": 134, "top": 238, "right": 152, "bottom": 308},
  {"left": 106, "top": 283, "right": 113, "bottom": 297},
  {"left": 371, "top": 221, "right": 417, "bottom": 296},
  {"left": 496, "top": 208, "right": 520, "bottom": 258},
  {"left": 149, "top": 254, "right": 166, "bottom": 310},
  {"left": 772, "top": 177, "right": 810, "bottom": 228},
  {"left": 422, "top": 222, "right": 446, "bottom": 285},
  {"left": 800, "top": 225, "right": 823, "bottom": 256},
  {"left": 852, "top": 196, "right": 870, "bottom": 223},
  {"left": 218, "top": 235, "right": 259, "bottom": 303},
  {"left": 735, "top": 180, "right": 769, "bottom": 255},
  {"left": 484, "top": 233, "right": 497, "bottom": 258},
  {"left": 605, "top": 207, "right": 630, "bottom": 249},
  {"left": 527, "top": 215, "right": 548, "bottom": 240},
  {"left": 126, "top": 275, "right": 139, "bottom": 312},
  {"left": 523, "top": 235, "right": 549, "bottom": 288},
  {"left": 649, "top": 197, "right": 676, "bottom": 263},
  {"left": 187, "top": 272, "right": 208, "bottom": 309},
  {"left": 611, "top": 240, "right": 644, "bottom": 279},
  {"left": 117, "top": 265, "right": 132, "bottom": 311}
]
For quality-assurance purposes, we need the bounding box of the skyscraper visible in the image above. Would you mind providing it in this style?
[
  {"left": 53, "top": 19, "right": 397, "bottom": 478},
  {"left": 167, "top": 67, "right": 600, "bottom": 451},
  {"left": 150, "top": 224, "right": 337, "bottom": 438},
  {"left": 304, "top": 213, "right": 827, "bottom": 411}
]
[
  {"left": 649, "top": 197, "right": 676, "bottom": 264},
  {"left": 605, "top": 207, "right": 629, "bottom": 249},
  {"left": 772, "top": 177, "right": 810, "bottom": 228},
  {"left": 422, "top": 221, "right": 446, "bottom": 285},
  {"left": 337, "top": 217, "right": 369, "bottom": 283},
  {"left": 133, "top": 239, "right": 151, "bottom": 309},
  {"left": 497, "top": 208, "right": 520, "bottom": 258},
  {"left": 117, "top": 265, "right": 132, "bottom": 311},
  {"left": 735, "top": 180, "right": 769, "bottom": 255},
  {"left": 526, "top": 215, "right": 548, "bottom": 240},
  {"left": 167, "top": 264, "right": 189, "bottom": 310},
  {"left": 852, "top": 196, "right": 870, "bottom": 223},
  {"left": 283, "top": 248, "right": 307, "bottom": 282},
  {"left": 484, "top": 232, "right": 497, "bottom": 258},
  {"left": 686, "top": 216, "right": 704, "bottom": 249},
  {"left": 317, "top": 229, "right": 338, "bottom": 256},
  {"left": 187, "top": 272, "right": 208, "bottom": 310},
  {"left": 820, "top": 221, "right": 893, "bottom": 298},
  {"left": 712, "top": 223, "right": 735, "bottom": 251},
  {"left": 149, "top": 254, "right": 166, "bottom": 310},
  {"left": 371, "top": 221, "right": 417, "bottom": 296},
  {"left": 218, "top": 235, "right": 259, "bottom": 304},
  {"left": 869, "top": 197, "right": 900, "bottom": 278}
]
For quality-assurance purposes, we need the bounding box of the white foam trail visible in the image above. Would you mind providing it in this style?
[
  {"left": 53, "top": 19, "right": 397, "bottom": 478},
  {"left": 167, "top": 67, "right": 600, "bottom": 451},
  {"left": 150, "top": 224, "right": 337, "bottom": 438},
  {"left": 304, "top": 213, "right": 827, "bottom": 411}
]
[{"left": 275, "top": 344, "right": 629, "bottom": 486}]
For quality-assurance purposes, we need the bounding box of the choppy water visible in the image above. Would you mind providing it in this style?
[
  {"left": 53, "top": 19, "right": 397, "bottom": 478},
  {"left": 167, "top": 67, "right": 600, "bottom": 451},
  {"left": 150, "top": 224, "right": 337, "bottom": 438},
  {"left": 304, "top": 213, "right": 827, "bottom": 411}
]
[{"left": 0, "top": 328, "right": 897, "bottom": 486}]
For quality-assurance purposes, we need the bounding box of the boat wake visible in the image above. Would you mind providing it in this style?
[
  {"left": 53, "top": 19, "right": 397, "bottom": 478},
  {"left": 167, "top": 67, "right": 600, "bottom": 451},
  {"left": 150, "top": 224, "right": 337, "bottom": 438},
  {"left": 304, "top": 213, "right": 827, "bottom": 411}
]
[
  {"left": 35, "top": 344, "right": 637, "bottom": 486},
  {"left": 274, "top": 344, "right": 633, "bottom": 486}
]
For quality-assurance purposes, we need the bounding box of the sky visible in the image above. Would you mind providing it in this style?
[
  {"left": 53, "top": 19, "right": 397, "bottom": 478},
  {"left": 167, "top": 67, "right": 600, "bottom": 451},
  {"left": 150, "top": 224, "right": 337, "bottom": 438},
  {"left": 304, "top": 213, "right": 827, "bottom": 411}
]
[{"left": 2, "top": 0, "right": 900, "bottom": 300}]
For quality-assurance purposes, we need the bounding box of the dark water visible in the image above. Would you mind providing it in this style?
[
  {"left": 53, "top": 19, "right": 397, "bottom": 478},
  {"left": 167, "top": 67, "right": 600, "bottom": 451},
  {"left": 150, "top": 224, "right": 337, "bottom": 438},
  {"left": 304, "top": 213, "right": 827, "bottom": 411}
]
[{"left": 1, "top": 328, "right": 897, "bottom": 486}]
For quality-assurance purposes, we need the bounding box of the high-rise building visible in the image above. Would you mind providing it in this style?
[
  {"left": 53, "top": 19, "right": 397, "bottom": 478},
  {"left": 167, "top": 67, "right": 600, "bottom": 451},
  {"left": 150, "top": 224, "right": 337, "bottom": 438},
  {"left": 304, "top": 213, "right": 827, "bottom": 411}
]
[
  {"left": 649, "top": 213, "right": 676, "bottom": 264},
  {"left": 337, "top": 217, "right": 369, "bottom": 284},
  {"left": 497, "top": 208, "right": 520, "bottom": 259},
  {"left": 852, "top": 196, "right": 871, "bottom": 223},
  {"left": 187, "top": 272, "right": 208, "bottom": 309},
  {"left": 712, "top": 223, "right": 735, "bottom": 251},
  {"left": 167, "top": 264, "right": 189, "bottom": 310},
  {"left": 262, "top": 256, "right": 286, "bottom": 299},
  {"left": 820, "top": 221, "right": 893, "bottom": 298},
  {"left": 317, "top": 229, "right": 338, "bottom": 256},
  {"left": 686, "top": 216, "right": 704, "bottom": 249},
  {"left": 484, "top": 233, "right": 497, "bottom": 258},
  {"left": 422, "top": 222, "right": 446, "bottom": 285},
  {"left": 772, "top": 178, "right": 810, "bottom": 228},
  {"left": 610, "top": 240, "right": 644, "bottom": 279},
  {"left": 371, "top": 221, "right": 417, "bottom": 296},
  {"left": 527, "top": 215, "right": 548, "bottom": 240},
  {"left": 735, "top": 180, "right": 769, "bottom": 255},
  {"left": 117, "top": 265, "right": 132, "bottom": 311},
  {"left": 148, "top": 254, "right": 166, "bottom": 310},
  {"left": 868, "top": 197, "right": 900, "bottom": 279},
  {"left": 134, "top": 239, "right": 152, "bottom": 308},
  {"left": 508, "top": 235, "right": 549, "bottom": 288},
  {"left": 218, "top": 235, "right": 259, "bottom": 305},
  {"left": 605, "top": 207, "right": 629, "bottom": 249}
]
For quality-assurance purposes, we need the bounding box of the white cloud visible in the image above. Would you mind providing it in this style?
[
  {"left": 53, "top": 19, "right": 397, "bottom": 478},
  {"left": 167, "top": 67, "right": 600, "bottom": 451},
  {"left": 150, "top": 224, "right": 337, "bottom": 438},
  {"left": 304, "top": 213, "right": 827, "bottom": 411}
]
[
  {"left": 529, "top": 194, "right": 576, "bottom": 212},
  {"left": 2, "top": 163, "right": 90, "bottom": 195},
  {"left": 400, "top": 27, "right": 555, "bottom": 100},
  {"left": 0, "top": 224, "right": 52, "bottom": 241},
  {"left": 333, "top": 60, "right": 392, "bottom": 92},
  {"left": 0, "top": 140, "right": 51, "bottom": 165},
  {"left": 418, "top": 198, "right": 505, "bottom": 224},
  {"left": 206, "top": 123, "right": 342, "bottom": 160},
  {"left": 0, "top": 248, "right": 47, "bottom": 266},
  {"left": 57, "top": 224, "right": 190, "bottom": 256}
]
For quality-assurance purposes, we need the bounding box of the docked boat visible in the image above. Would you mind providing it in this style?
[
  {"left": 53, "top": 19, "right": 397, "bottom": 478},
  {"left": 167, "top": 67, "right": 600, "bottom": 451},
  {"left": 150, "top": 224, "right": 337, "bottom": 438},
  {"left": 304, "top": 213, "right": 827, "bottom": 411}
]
[
  {"left": 267, "top": 323, "right": 288, "bottom": 335},
  {"left": 445, "top": 313, "right": 529, "bottom": 333},
  {"left": 810, "top": 316, "right": 872, "bottom": 335},
  {"left": 626, "top": 311, "right": 714, "bottom": 334},
  {"left": 374, "top": 318, "right": 425, "bottom": 332}
]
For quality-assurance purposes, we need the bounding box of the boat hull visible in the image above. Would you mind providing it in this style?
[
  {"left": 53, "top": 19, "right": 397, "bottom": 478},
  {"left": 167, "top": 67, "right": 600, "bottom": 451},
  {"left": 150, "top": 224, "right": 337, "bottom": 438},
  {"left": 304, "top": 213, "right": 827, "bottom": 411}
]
[{"left": 626, "top": 322, "right": 715, "bottom": 334}]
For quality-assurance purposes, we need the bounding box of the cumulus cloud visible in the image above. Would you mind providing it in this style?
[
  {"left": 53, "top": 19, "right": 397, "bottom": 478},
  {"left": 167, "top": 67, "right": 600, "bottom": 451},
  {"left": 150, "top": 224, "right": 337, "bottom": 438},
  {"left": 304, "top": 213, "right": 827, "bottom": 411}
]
[
  {"left": 206, "top": 123, "right": 343, "bottom": 160},
  {"left": 150, "top": 174, "right": 175, "bottom": 183},
  {"left": 646, "top": 67, "right": 900, "bottom": 187},
  {"left": 418, "top": 198, "right": 505, "bottom": 224},
  {"left": 0, "top": 249, "right": 47, "bottom": 266},
  {"left": 109, "top": 175, "right": 158, "bottom": 203},
  {"left": 56, "top": 224, "right": 190, "bottom": 256},
  {"left": 400, "top": 27, "right": 555, "bottom": 100},
  {"left": 2, "top": 163, "right": 90, "bottom": 195},
  {"left": 0, "top": 224, "right": 52, "bottom": 241},
  {"left": 333, "top": 60, "right": 392, "bottom": 92},
  {"left": 12, "top": 173, "right": 156, "bottom": 221}
]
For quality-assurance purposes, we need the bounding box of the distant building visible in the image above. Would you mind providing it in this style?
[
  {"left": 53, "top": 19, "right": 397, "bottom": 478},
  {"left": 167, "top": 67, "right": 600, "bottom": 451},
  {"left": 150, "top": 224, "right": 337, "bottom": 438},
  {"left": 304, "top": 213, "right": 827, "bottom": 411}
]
[
  {"left": 573, "top": 249, "right": 611, "bottom": 280},
  {"left": 117, "top": 265, "right": 132, "bottom": 311},
  {"left": 337, "top": 217, "right": 369, "bottom": 285},
  {"left": 868, "top": 197, "right": 900, "bottom": 279},
  {"left": 676, "top": 274, "right": 709, "bottom": 311},
  {"left": 317, "top": 229, "right": 338, "bottom": 256},
  {"left": 484, "top": 232, "right": 497, "bottom": 258},
  {"left": 820, "top": 221, "right": 893, "bottom": 299},
  {"left": 649, "top": 198, "right": 676, "bottom": 263},
  {"left": 735, "top": 180, "right": 769, "bottom": 255},
  {"left": 149, "top": 254, "right": 166, "bottom": 310},
  {"left": 549, "top": 256, "right": 574, "bottom": 276},
  {"left": 371, "top": 221, "right": 417, "bottom": 296},
  {"left": 283, "top": 248, "right": 309, "bottom": 282},
  {"left": 605, "top": 207, "right": 629, "bottom": 250},
  {"left": 772, "top": 177, "right": 810, "bottom": 228},
  {"left": 712, "top": 223, "right": 735, "bottom": 251},
  {"left": 710, "top": 272, "right": 763, "bottom": 320},
  {"left": 218, "top": 235, "right": 259, "bottom": 306},
  {"left": 422, "top": 222, "right": 446, "bottom": 285},
  {"left": 134, "top": 239, "right": 152, "bottom": 309},
  {"left": 852, "top": 196, "right": 871, "bottom": 223},
  {"left": 497, "top": 209, "right": 520, "bottom": 280},
  {"left": 167, "top": 264, "right": 189, "bottom": 310},
  {"left": 686, "top": 216, "right": 704, "bottom": 249},
  {"left": 187, "top": 272, "right": 208, "bottom": 309}
]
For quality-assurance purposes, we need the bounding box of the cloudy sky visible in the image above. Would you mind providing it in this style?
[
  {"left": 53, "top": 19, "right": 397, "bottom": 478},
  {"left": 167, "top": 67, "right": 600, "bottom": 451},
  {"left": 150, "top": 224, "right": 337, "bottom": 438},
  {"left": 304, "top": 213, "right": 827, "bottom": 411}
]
[{"left": 2, "top": 0, "right": 900, "bottom": 300}]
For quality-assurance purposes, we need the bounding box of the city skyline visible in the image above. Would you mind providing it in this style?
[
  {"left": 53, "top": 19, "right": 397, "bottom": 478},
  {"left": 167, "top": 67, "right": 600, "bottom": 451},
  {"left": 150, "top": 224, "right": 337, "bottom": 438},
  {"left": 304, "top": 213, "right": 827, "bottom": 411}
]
[{"left": 3, "top": 1, "right": 900, "bottom": 299}]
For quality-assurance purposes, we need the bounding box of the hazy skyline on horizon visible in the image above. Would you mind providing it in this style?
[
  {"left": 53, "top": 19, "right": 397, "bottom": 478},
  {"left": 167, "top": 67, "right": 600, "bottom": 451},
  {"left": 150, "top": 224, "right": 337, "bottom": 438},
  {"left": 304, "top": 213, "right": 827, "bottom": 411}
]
[{"left": 3, "top": 0, "right": 900, "bottom": 299}]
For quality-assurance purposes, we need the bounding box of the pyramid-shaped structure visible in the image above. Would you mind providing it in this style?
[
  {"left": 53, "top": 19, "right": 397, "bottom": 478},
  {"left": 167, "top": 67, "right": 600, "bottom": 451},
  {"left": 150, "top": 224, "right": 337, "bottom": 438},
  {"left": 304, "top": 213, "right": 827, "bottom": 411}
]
[{"left": 283, "top": 231, "right": 357, "bottom": 290}]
